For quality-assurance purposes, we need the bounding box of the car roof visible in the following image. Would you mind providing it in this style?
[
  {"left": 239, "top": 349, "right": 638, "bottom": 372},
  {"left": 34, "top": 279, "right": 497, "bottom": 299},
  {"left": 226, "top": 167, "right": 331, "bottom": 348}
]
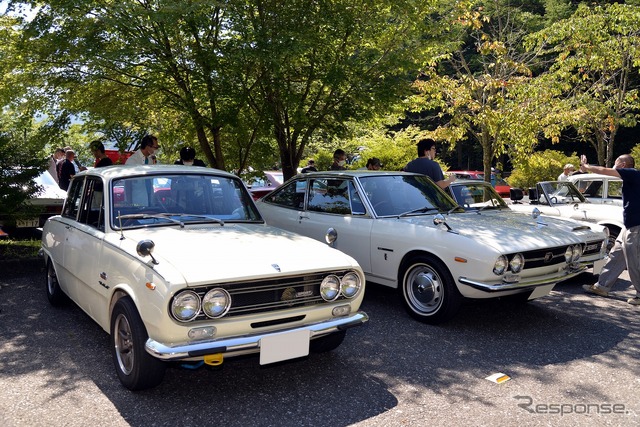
[
  {"left": 292, "top": 170, "right": 420, "bottom": 178},
  {"left": 567, "top": 173, "right": 621, "bottom": 181},
  {"left": 73, "top": 165, "right": 239, "bottom": 181}
]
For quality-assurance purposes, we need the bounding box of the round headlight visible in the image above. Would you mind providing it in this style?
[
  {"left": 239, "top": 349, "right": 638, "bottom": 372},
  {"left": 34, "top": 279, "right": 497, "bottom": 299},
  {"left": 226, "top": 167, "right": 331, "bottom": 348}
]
[
  {"left": 340, "top": 272, "right": 362, "bottom": 298},
  {"left": 564, "top": 246, "right": 573, "bottom": 263},
  {"left": 171, "top": 291, "right": 201, "bottom": 322},
  {"left": 202, "top": 288, "right": 231, "bottom": 318},
  {"left": 509, "top": 253, "right": 524, "bottom": 274},
  {"left": 320, "top": 275, "right": 341, "bottom": 301},
  {"left": 572, "top": 244, "right": 583, "bottom": 262},
  {"left": 493, "top": 255, "right": 508, "bottom": 275}
]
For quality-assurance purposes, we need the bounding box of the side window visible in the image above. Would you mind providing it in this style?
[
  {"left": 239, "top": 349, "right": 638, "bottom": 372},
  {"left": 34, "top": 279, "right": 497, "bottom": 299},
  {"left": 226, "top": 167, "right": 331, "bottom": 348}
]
[
  {"left": 349, "top": 181, "right": 366, "bottom": 215},
  {"left": 308, "top": 178, "right": 351, "bottom": 215},
  {"left": 78, "top": 178, "right": 105, "bottom": 230},
  {"left": 582, "top": 180, "right": 603, "bottom": 198},
  {"left": 62, "top": 178, "right": 83, "bottom": 219},
  {"left": 266, "top": 180, "right": 306, "bottom": 209},
  {"left": 608, "top": 180, "right": 622, "bottom": 199}
]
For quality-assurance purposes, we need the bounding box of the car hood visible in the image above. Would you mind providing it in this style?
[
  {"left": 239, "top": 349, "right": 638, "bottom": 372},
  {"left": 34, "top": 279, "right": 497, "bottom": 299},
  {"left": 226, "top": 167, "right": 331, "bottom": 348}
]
[
  {"left": 509, "top": 202, "right": 623, "bottom": 222},
  {"left": 402, "top": 210, "right": 603, "bottom": 252},
  {"left": 113, "top": 223, "right": 359, "bottom": 284}
]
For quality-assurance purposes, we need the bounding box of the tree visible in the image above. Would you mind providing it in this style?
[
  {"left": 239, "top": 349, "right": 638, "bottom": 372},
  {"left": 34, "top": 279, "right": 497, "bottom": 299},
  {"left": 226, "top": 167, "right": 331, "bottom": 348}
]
[
  {"left": 217, "top": 0, "right": 447, "bottom": 179},
  {"left": 409, "top": 0, "right": 551, "bottom": 182},
  {"left": 11, "top": 0, "right": 445, "bottom": 180},
  {"left": 526, "top": 3, "right": 640, "bottom": 166}
]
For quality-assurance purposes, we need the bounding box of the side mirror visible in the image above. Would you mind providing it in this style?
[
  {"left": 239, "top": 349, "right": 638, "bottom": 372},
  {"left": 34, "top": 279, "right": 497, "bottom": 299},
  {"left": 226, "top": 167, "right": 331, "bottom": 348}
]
[
  {"left": 509, "top": 188, "right": 523, "bottom": 202},
  {"left": 325, "top": 228, "right": 337, "bottom": 246},
  {"left": 137, "top": 239, "right": 158, "bottom": 264}
]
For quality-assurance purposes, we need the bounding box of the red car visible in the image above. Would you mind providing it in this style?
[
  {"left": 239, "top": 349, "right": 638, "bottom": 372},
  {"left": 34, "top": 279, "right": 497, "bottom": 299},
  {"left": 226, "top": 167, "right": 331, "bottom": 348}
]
[
  {"left": 447, "top": 170, "right": 511, "bottom": 198},
  {"left": 244, "top": 171, "right": 284, "bottom": 200}
]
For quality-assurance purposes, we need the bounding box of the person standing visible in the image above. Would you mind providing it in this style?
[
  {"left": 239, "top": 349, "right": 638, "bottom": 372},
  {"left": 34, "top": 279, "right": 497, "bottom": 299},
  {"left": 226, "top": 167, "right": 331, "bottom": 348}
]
[
  {"left": 558, "top": 163, "right": 575, "bottom": 181},
  {"left": 330, "top": 149, "right": 347, "bottom": 170},
  {"left": 366, "top": 157, "right": 382, "bottom": 170},
  {"left": 58, "top": 149, "right": 77, "bottom": 191},
  {"left": 301, "top": 159, "right": 318, "bottom": 173},
  {"left": 582, "top": 154, "right": 640, "bottom": 305},
  {"left": 48, "top": 147, "right": 65, "bottom": 183},
  {"left": 404, "top": 139, "right": 455, "bottom": 189},
  {"left": 126, "top": 135, "right": 160, "bottom": 165},
  {"left": 174, "top": 146, "right": 206, "bottom": 166},
  {"left": 89, "top": 140, "right": 114, "bottom": 168}
]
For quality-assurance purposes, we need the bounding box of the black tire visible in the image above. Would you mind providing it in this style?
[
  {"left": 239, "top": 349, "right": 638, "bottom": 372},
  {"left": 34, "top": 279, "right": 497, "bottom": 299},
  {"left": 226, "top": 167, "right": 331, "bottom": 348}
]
[
  {"left": 399, "top": 255, "right": 462, "bottom": 324},
  {"left": 310, "top": 331, "right": 346, "bottom": 353},
  {"left": 46, "top": 259, "right": 67, "bottom": 306},
  {"left": 110, "top": 297, "right": 166, "bottom": 391}
]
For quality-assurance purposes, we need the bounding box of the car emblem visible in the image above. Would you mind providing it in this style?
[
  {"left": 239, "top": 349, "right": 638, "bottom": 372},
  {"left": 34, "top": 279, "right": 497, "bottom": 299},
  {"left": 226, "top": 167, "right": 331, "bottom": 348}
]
[
  {"left": 544, "top": 252, "right": 553, "bottom": 263},
  {"left": 272, "top": 263, "right": 281, "bottom": 272},
  {"left": 281, "top": 287, "right": 297, "bottom": 304}
]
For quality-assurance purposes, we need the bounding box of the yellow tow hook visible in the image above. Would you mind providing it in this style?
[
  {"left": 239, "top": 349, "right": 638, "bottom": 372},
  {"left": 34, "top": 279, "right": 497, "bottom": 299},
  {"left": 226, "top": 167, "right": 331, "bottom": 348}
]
[{"left": 204, "top": 354, "right": 224, "bottom": 366}]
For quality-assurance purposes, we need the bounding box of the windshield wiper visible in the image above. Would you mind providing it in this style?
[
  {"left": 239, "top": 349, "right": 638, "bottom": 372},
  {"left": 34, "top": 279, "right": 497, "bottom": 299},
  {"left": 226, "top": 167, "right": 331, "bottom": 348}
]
[
  {"left": 162, "top": 213, "right": 225, "bottom": 226},
  {"left": 399, "top": 207, "right": 441, "bottom": 217},
  {"left": 117, "top": 213, "right": 225, "bottom": 228},
  {"left": 117, "top": 213, "right": 186, "bottom": 227}
]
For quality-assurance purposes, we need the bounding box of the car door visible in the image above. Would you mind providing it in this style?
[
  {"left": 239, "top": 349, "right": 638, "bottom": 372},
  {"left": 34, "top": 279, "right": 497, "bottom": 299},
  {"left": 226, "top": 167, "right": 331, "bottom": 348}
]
[
  {"left": 299, "top": 177, "right": 373, "bottom": 273},
  {"left": 62, "top": 177, "right": 109, "bottom": 322}
]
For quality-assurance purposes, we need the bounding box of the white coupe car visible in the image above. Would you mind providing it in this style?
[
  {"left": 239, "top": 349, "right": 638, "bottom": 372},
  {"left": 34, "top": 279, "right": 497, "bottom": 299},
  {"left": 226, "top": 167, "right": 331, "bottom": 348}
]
[
  {"left": 508, "top": 180, "right": 624, "bottom": 250},
  {"left": 256, "top": 171, "right": 608, "bottom": 324},
  {"left": 41, "top": 165, "right": 368, "bottom": 390}
]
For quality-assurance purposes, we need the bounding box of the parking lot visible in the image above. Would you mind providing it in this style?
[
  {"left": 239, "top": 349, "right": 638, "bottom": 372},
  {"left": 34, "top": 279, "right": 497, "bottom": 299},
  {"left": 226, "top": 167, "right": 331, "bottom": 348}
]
[{"left": 1, "top": 267, "right": 639, "bottom": 426}]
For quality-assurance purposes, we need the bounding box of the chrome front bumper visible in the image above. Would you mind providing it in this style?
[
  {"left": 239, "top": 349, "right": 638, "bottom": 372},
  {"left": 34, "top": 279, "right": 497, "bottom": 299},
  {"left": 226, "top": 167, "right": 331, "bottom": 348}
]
[
  {"left": 459, "top": 264, "right": 588, "bottom": 292},
  {"left": 145, "top": 311, "right": 369, "bottom": 361}
]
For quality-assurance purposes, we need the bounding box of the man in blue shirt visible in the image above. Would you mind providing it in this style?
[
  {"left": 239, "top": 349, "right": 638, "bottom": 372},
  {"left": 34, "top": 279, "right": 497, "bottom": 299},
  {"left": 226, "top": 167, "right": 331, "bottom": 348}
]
[
  {"left": 582, "top": 154, "right": 640, "bottom": 305},
  {"left": 404, "top": 139, "right": 455, "bottom": 189}
]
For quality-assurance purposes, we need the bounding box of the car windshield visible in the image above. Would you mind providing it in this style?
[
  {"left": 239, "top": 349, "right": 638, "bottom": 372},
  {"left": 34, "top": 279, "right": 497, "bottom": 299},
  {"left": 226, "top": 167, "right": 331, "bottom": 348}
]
[
  {"left": 538, "top": 181, "right": 586, "bottom": 205},
  {"left": 359, "top": 175, "right": 461, "bottom": 217},
  {"left": 111, "top": 174, "right": 262, "bottom": 229},
  {"left": 449, "top": 182, "right": 507, "bottom": 210}
]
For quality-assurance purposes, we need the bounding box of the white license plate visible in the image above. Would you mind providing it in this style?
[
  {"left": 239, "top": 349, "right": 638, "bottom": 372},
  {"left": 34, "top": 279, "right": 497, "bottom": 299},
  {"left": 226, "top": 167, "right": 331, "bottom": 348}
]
[
  {"left": 260, "top": 330, "right": 310, "bottom": 365},
  {"left": 16, "top": 219, "right": 39, "bottom": 228}
]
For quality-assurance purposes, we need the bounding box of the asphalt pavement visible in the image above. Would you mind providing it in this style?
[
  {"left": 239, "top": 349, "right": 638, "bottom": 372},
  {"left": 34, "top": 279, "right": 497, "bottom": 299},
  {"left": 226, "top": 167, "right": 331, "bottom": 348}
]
[{"left": 1, "top": 265, "right": 639, "bottom": 426}]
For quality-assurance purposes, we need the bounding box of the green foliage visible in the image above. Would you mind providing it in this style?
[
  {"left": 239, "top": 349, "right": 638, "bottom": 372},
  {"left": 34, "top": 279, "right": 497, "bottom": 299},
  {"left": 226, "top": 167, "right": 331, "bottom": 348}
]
[
  {"left": 630, "top": 143, "right": 640, "bottom": 165},
  {"left": 0, "top": 129, "right": 48, "bottom": 222},
  {"left": 526, "top": 3, "right": 640, "bottom": 166},
  {"left": 0, "top": 238, "right": 41, "bottom": 260},
  {"left": 507, "top": 150, "right": 579, "bottom": 188}
]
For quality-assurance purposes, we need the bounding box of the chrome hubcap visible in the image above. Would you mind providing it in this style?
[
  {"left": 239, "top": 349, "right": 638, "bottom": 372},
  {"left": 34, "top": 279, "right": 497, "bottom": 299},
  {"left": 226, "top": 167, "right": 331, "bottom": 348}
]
[{"left": 114, "top": 314, "right": 134, "bottom": 375}]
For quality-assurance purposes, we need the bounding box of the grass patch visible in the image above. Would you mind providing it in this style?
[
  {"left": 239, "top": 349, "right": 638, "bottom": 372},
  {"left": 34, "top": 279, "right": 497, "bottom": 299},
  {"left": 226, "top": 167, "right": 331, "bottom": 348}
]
[{"left": 0, "top": 238, "right": 41, "bottom": 260}]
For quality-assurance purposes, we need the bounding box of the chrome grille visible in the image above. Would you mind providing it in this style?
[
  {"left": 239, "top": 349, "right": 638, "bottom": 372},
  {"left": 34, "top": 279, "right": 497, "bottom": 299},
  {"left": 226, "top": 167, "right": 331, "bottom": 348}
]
[
  {"left": 518, "top": 240, "right": 603, "bottom": 269},
  {"left": 185, "top": 270, "right": 350, "bottom": 320}
]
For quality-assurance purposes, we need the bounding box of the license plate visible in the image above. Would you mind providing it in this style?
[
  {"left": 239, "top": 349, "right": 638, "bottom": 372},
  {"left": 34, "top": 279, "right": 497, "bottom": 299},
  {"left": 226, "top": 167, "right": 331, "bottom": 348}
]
[
  {"left": 16, "top": 219, "right": 39, "bottom": 228},
  {"left": 260, "top": 330, "right": 310, "bottom": 365}
]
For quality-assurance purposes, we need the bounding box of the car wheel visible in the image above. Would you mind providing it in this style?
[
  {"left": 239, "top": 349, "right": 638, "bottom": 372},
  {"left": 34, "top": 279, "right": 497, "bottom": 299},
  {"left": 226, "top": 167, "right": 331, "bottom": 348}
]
[
  {"left": 46, "top": 260, "right": 67, "bottom": 306},
  {"left": 110, "top": 297, "right": 166, "bottom": 391},
  {"left": 400, "top": 255, "right": 462, "bottom": 324},
  {"left": 310, "top": 331, "right": 346, "bottom": 353}
]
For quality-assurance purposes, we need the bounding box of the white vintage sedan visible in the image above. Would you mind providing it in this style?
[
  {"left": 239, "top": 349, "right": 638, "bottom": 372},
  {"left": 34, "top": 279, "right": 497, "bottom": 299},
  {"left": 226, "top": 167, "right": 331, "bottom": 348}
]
[
  {"left": 508, "top": 180, "right": 624, "bottom": 250},
  {"left": 567, "top": 173, "right": 623, "bottom": 206},
  {"left": 41, "top": 165, "right": 367, "bottom": 390},
  {"left": 256, "top": 171, "right": 608, "bottom": 324}
]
